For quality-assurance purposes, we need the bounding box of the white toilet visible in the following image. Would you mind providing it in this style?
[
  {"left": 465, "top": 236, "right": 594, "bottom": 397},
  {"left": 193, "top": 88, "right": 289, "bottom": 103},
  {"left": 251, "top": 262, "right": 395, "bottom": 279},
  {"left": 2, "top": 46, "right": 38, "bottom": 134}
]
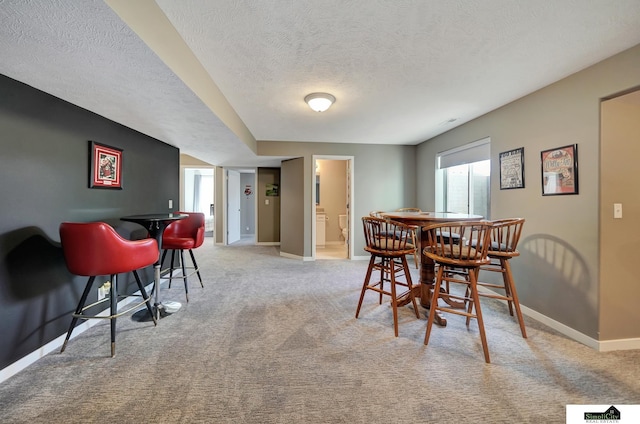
[{"left": 338, "top": 214, "right": 348, "bottom": 243}]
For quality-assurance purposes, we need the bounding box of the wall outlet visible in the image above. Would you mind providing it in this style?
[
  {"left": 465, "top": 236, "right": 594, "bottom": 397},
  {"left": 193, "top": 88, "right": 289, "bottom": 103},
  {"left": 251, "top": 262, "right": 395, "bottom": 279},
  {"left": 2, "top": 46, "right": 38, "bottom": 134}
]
[
  {"left": 98, "top": 281, "right": 111, "bottom": 300},
  {"left": 168, "top": 199, "right": 173, "bottom": 209}
]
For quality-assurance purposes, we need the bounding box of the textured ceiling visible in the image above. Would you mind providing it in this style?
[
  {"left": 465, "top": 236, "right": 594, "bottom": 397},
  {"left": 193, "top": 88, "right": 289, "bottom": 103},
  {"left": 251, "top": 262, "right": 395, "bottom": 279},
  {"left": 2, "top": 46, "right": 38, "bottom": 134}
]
[{"left": 1, "top": 0, "right": 640, "bottom": 167}]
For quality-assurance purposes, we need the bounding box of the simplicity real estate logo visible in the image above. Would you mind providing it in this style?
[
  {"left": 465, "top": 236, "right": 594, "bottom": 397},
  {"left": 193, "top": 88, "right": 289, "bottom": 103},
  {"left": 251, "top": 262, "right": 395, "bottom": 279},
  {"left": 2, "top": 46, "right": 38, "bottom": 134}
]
[{"left": 584, "top": 405, "right": 621, "bottom": 421}]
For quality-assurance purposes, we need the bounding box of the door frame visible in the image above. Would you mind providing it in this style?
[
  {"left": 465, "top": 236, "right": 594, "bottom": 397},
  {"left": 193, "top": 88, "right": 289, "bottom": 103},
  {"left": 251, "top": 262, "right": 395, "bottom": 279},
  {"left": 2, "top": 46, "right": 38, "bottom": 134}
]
[
  {"left": 311, "top": 155, "right": 355, "bottom": 260},
  {"left": 225, "top": 169, "right": 241, "bottom": 244},
  {"left": 223, "top": 168, "right": 258, "bottom": 245}
]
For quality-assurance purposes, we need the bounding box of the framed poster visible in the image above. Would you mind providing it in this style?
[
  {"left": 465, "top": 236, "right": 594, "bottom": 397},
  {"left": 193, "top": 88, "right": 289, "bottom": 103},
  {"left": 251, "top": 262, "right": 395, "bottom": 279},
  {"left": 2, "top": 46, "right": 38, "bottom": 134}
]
[
  {"left": 540, "top": 144, "right": 578, "bottom": 195},
  {"left": 499, "top": 147, "right": 525, "bottom": 189},
  {"left": 89, "top": 141, "right": 123, "bottom": 189}
]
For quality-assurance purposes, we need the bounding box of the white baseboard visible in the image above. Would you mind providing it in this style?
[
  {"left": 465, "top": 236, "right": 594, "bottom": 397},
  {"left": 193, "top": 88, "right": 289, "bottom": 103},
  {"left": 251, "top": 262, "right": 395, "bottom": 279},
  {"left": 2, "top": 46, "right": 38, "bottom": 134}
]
[
  {"left": 279, "top": 251, "right": 314, "bottom": 261},
  {"left": 476, "top": 286, "right": 640, "bottom": 352},
  {"left": 598, "top": 337, "right": 640, "bottom": 351},
  {"left": 0, "top": 278, "right": 161, "bottom": 384},
  {"left": 518, "top": 302, "right": 599, "bottom": 350},
  {"left": 352, "top": 255, "right": 370, "bottom": 261},
  {"left": 0, "top": 322, "right": 97, "bottom": 384}
]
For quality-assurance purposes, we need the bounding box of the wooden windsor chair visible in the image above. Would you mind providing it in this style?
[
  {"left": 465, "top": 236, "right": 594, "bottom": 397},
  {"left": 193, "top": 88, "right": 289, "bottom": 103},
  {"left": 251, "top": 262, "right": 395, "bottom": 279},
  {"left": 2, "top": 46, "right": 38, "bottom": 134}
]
[
  {"left": 395, "top": 208, "right": 422, "bottom": 268},
  {"left": 472, "top": 218, "right": 527, "bottom": 338},
  {"left": 355, "top": 216, "right": 420, "bottom": 336},
  {"left": 422, "top": 220, "right": 493, "bottom": 363}
]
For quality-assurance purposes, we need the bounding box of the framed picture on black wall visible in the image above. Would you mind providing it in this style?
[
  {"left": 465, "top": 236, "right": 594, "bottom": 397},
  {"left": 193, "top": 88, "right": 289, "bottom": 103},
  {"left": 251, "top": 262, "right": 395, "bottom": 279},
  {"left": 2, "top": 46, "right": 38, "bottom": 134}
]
[{"left": 89, "top": 141, "right": 123, "bottom": 189}]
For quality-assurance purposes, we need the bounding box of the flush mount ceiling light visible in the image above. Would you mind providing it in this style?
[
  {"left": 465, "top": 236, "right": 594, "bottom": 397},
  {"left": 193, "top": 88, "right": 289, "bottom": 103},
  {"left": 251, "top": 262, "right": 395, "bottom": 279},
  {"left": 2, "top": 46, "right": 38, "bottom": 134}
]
[{"left": 304, "top": 92, "right": 335, "bottom": 112}]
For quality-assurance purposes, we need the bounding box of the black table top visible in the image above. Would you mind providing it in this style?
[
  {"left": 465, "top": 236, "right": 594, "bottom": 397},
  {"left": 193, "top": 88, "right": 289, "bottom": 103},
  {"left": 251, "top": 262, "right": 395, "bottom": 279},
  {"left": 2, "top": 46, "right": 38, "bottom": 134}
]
[
  {"left": 121, "top": 213, "right": 188, "bottom": 244},
  {"left": 121, "top": 213, "right": 187, "bottom": 223}
]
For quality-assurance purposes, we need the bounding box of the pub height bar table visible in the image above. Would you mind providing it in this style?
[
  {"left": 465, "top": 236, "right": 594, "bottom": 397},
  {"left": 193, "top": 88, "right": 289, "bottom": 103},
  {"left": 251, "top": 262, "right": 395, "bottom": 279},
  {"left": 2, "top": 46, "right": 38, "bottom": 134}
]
[
  {"left": 381, "top": 211, "right": 484, "bottom": 327},
  {"left": 121, "top": 213, "right": 187, "bottom": 321}
]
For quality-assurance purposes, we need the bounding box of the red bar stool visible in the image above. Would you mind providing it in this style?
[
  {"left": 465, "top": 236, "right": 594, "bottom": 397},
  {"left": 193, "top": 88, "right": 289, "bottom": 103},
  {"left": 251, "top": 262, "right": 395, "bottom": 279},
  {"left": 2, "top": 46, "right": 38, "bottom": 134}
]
[
  {"left": 59, "top": 222, "right": 159, "bottom": 357},
  {"left": 160, "top": 212, "right": 205, "bottom": 302}
]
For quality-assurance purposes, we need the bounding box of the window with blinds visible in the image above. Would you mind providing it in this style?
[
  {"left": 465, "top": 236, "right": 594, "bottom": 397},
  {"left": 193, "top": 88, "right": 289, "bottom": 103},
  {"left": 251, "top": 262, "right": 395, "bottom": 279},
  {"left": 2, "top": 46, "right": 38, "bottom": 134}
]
[{"left": 435, "top": 138, "right": 491, "bottom": 218}]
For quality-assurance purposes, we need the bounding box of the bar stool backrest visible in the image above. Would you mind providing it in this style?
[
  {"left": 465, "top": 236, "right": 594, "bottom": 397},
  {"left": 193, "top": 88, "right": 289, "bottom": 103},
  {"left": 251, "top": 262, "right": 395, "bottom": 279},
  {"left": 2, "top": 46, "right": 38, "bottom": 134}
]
[
  {"left": 362, "top": 216, "right": 416, "bottom": 256},
  {"left": 60, "top": 222, "right": 158, "bottom": 276},
  {"left": 487, "top": 218, "right": 525, "bottom": 258},
  {"left": 422, "top": 221, "right": 492, "bottom": 268}
]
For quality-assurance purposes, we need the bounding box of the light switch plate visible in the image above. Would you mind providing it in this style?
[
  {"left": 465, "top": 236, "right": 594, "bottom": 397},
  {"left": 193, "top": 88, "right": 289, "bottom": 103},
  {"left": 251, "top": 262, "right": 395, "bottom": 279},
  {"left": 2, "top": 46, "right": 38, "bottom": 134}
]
[{"left": 614, "top": 203, "right": 622, "bottom": 219}]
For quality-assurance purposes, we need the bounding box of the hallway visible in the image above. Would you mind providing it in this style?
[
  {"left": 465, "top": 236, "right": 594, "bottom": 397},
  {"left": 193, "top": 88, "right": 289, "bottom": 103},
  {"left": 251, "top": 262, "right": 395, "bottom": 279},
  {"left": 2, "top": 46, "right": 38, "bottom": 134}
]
[{"left": 316, "top": 243, "right": 348, "bottom": 260}]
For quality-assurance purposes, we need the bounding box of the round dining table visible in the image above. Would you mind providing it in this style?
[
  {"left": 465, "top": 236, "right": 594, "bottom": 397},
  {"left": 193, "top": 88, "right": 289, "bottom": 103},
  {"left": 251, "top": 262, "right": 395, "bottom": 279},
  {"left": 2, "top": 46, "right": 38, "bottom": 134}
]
[{"left": 381, "top": 211, "right": 484, "bottom": 326}]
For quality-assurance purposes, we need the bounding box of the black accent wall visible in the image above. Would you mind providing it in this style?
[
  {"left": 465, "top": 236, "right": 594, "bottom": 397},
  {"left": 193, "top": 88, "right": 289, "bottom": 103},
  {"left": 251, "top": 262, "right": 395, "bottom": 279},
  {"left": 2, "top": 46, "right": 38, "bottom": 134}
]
[{"left": 0, "top": 74, "right": 180, "bottom": 370}]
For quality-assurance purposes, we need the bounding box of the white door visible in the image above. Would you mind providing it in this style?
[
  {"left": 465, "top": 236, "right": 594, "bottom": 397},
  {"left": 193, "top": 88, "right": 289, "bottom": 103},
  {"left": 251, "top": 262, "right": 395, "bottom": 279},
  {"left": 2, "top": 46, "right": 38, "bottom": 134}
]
[
  {"left": 227, "top": 169, "right": 241, "bottom": 244},
  {"left": 345, "top": 160, "right": 351, "bottom": 258}
]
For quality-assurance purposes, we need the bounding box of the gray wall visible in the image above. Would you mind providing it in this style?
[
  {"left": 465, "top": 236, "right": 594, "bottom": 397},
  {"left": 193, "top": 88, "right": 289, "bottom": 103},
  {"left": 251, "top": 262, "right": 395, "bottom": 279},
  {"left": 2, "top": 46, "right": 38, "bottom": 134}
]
[
  {"left": 258, "top": 142, "right": 417, "bottom": 258},
  {"left": 0, "top": 74, "right": 180, "bottom": 370},
  {"left": 281, "top": 158, "right": 305, "bottom": 255},
  {"left": 416, "top": 44, "right": 640, "bottom": 342},
  {"left": 257, "top": 168, "right": 281, "bottom": 243}
]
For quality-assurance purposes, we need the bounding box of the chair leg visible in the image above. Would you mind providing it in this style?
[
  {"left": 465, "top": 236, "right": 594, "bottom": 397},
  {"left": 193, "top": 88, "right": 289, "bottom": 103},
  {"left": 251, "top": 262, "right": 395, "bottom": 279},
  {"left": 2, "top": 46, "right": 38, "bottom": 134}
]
[
  {"left": 389, "top": 258, "right": 399, "bottom": 337},
  {"left": 168, "top": 250, "right": 176, "bottom": 288},
  {"left": 61, "top": 276, "right": 96, "bottom": 353},
  {"left": 357, "top": 254, "right": 419, "bottom": 336},
  {"left": 355, "top": 255, "right": 376, "bottom": 318},
  {"left": 410, "top": 230, "right": 419, "bottom": 269},
  {"left": 178, "top": 249, "right": 189, "bottom": 302},
  {"left": 110, "top": 274, "right": 117, "bottom": 358},
  {"left": 160, "top": 249, "right": 168, "bottom": 271},
  {"left": 379, "top": 258, "right": 387, "bottom": 304},
  {"left": 468, "top": 269, "right": 490, "bottom": 363},
  {"left": 133, "top": 270, "right": 157, "bottom": 326},
  {"left": 189, "top": 249, "right": 203, "bottom": 285},
  {"left": 465, "top": 269, "right": 475, "bottom": 326},
  {"left": 400, "top": 255, "right": 420, "bottom": 319},
  {"left": 499, "top": 260, "right": 515, "bottom": 316},
  {"left": 503, "top": 259, "right": 527, "bottom": 338},
  {"left": 424, "top": 266, "right": 445, "bottom": 345},
  {"left": 426, "top": 266, "right": 491, "bottom": 363}
]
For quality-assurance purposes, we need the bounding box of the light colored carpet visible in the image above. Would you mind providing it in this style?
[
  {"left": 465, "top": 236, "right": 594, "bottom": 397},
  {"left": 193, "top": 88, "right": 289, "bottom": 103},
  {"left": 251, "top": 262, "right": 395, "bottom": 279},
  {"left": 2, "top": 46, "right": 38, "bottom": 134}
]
[{"left": 1, "top": 239, "right": 639, "bottom": 423}]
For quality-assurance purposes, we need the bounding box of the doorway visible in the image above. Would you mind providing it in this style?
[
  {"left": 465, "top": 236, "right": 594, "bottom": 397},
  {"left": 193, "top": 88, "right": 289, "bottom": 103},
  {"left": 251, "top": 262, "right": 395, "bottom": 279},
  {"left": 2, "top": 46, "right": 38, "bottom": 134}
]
[
  {"left": 312, "top": 155, "right": 354, "bottom": 260},
  {"left": 225, "top": 168, "right": 257, "bottom": 245}
]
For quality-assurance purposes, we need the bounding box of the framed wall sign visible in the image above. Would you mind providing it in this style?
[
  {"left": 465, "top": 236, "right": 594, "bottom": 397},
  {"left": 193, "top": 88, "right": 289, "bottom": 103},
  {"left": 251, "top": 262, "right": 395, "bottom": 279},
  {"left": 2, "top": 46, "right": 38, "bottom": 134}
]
[
  {"left": 89, "top": 141, "right": 123, "bottom": 189},
  {"left": 266, "top": 183, "right": 279, "bottom": 196},
  {"left": 540, "top": 144, "right": 578, "bottom": 196},
  {"left": 499, "top": 147, "right": 525, "bottom": 190}
]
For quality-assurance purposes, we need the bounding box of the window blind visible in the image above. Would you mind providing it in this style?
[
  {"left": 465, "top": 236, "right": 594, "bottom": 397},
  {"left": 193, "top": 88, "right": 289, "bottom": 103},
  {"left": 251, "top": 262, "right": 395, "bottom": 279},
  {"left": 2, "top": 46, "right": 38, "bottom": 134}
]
[{"left": 438, "top": 138, "right": 490, "bottom": 169}]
